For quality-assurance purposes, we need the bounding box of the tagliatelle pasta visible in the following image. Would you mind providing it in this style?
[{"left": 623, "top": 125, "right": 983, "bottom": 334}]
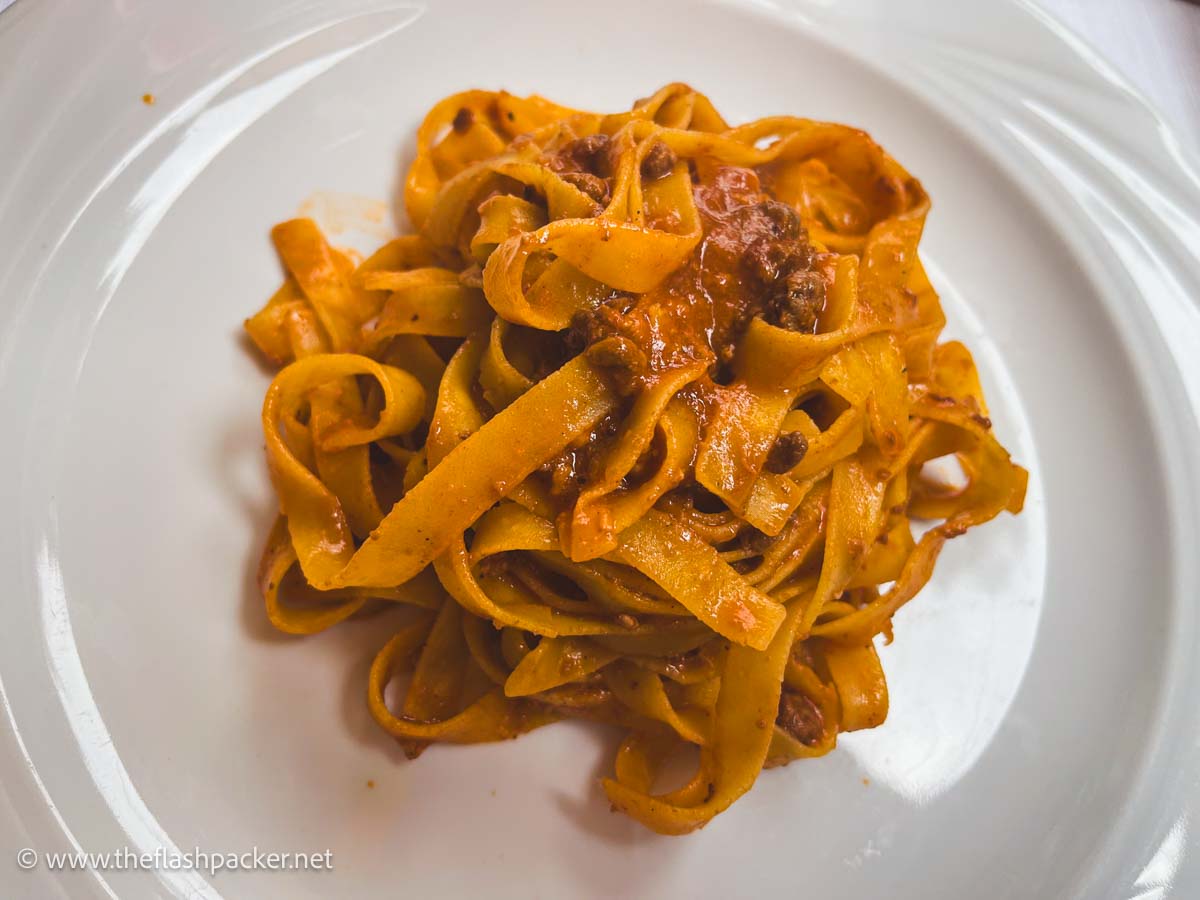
[{"left": 245, "top": 84, "right": 1027, "bottom": 834}]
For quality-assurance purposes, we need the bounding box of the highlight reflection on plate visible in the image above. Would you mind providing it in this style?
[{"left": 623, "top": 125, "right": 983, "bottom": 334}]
[{"left": 841, "top": 257, "right": 1047, "bottom": 806}]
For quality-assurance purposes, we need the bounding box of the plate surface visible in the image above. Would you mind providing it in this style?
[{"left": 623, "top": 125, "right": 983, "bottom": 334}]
[{"left": 2, "top": 1, "right": 1199, "bottom": 897}]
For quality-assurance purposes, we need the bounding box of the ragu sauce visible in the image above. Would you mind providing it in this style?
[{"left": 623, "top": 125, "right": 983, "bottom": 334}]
[
  {"left": 543, "top": 163, "right": 832, "bottom": 506},
  {"left": 570, "top": 164, "right": 832, "bottom": 396}
]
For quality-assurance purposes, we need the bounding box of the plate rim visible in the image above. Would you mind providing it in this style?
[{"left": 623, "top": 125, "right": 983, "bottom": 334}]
[{"left": 1, "top": 0, "right": 1198, "bottom": 896}]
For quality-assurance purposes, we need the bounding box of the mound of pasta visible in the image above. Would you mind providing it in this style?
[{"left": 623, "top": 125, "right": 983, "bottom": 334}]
[{"left": 245, "top": 84, "right": 1027, "bottom": 834}]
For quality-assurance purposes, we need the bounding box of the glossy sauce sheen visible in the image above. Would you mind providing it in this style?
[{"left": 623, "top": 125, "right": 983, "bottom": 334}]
[
  {"left": 575, "top": 166, "right": 827, "bottom": 394},
  {"left": 547, "top": 166, "right": 828, "bottom": 503}
]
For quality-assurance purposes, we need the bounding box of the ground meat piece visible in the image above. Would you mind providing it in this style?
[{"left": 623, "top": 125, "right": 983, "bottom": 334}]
[
  {"left": 564, "top": 295, "right": 633, "bottom": 355},
  {"left": 756, "top": 200, "right": 802, "bottom": 239},
  {"left": 640, "top": 141, "right": 676, "bottom": 180},
  {"left": 542, "top": 412, "right": 623, "bottom": 499},
  {"left": 562, "top": 133, "right": 612, "bottom": 176},
  {"left": 776, "top": 690, "right": 824, "bottom": 746},
  {"left": 561, "top": 171, "right": 610, "bottom": 206},
  {"left": 585, "top": 336, "right": 647, "bottom": 396},
  {"left": 766, "top": 269, "right": 825, "bottom": 333},
  {"left": 744, "top": 237, "right": 810, "bottom": 286},
  {"left": 765, "top": 431, "right": 809, "bottom": 473},
  {"left": 451, "top": 107, "right": 473, "bottom": 133},
  {"left": 542, "top": 448, "right": 586, "bottom": 496}
]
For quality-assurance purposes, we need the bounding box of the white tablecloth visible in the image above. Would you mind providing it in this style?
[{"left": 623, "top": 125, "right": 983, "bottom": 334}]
[{"left": 1038, "top": 0, "right": 1200, "bottom": 151}]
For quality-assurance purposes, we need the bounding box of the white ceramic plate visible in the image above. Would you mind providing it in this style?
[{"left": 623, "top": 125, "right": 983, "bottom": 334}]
[{"left": 2, "top": 1, "right": 1199, "bottom": 897}]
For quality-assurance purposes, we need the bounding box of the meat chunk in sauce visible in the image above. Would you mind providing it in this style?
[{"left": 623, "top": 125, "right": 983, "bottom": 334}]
[
  {"left": 765, "top": 431, "right": 809, "bottom": 474},
  {"left": 559, "top": 133, "right": 612, "bottom": 176},
  {"left": 756, "top": 199, "right": 802, "bottom": 240},
  {"left": 585, "top": 336, "right": 647, "bottom": 396},
  {"left": 540, "top": 410, "right": 624, "bottom": 499},
  {"left": 776, "top": 689, "right": 825, "bottom": 746},
  {"left": 767, "top": 269, "right": 825, "bottom": 334},
  {"left": 565, "top": 165, "right": 827, "bottom": 391},
  {"left": 567, "top": 296, "right": 651, "bottom": 396},
  {"left": 560, "top": 171, "right": 610, "bottom": 206},
  {"left": 640, "top": 141, "right": 676, "bottom": 180}
]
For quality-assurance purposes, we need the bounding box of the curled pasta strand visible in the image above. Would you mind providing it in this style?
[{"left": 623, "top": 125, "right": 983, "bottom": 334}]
[{"left": 245, "top": 84, "right": 1028, "bottom": 835}]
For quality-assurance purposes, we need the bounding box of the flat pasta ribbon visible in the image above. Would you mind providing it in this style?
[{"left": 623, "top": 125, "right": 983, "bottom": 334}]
[{"left": 244, "top": 84, "right": 1027, "bottom": 835}]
